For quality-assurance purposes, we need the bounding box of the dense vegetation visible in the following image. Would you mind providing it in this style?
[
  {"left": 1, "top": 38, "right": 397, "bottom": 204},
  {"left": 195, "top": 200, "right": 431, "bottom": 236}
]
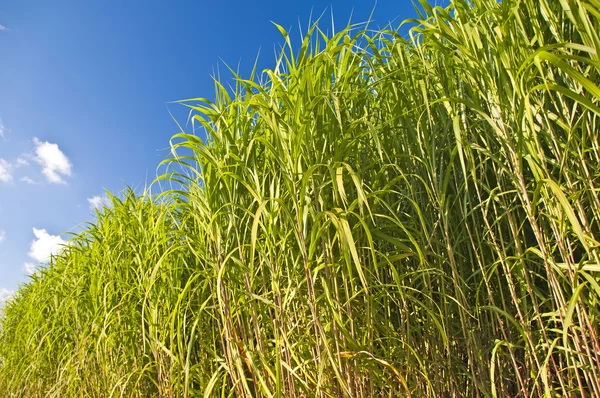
[{"left": 2, "top": 0, "right": 600, "bottom": 396}]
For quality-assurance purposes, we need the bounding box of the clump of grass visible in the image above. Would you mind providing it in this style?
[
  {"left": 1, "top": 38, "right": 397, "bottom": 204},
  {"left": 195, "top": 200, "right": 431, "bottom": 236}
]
[{"left": 1, "top": 0, "right": 600, "bottom": 396}]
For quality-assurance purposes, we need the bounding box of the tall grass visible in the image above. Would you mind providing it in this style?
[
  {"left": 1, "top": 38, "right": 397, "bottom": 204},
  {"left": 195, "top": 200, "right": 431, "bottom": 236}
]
[{"left": 1, "top": 0, "right": 600, "bottom": 396}]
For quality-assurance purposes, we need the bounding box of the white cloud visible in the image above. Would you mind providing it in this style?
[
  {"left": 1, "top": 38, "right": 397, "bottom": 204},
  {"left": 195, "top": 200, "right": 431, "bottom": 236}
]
[
  {"left": 0, "top": 24, "right": 7, "bottom": 32},
  {"left": 0, "top": 159, "right": 12, "bottom": 182},
  {"left": 0, "top": 230, "right": 5, "bottom": 242},
  {"left": 88, "top": 195, "right": 111, "bottom": 210},
  {"left": 0, "top": 288, "right": 14, "bottom": 305},
  {"left": 24, "top": 262, "right": 37, "bottom": 275},
  {"left": 28, "top": 228, "right": 66, "bottom": 262},
  {"left": 33, "top": 138, "right": 72, "bottom": 184},
  {"left": 21, "top": 176, "right": 36, "bottom": 185},
  {"left": 0, "top": 118, "right": 5, "bottom": 139}
]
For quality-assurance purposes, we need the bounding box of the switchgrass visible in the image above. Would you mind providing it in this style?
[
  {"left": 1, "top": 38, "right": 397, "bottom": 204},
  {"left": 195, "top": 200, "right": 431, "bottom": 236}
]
[{"left": 1, "top": 0, "right": 600, "bottom": 396}]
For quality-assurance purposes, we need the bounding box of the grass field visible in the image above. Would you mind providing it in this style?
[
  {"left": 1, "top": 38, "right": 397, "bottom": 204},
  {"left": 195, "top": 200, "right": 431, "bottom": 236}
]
[{"left": 1, "top": 0, "right": 600, "bottom": 396}]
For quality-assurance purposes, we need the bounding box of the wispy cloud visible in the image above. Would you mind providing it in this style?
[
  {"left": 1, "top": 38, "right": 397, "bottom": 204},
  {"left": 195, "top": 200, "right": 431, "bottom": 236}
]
[
  {"left": 21, "top": 176, "right": 36, "bottom": 185},
  {"left": 0, "top": 159, "right": 13, "bottom": 182},
  {"left": 0, "top": 230, "right": 5, "bottom": 242},
  {"left": 0, "top": 288, "right": 14, "bottom": 305},
  {"left": 88, "top": 195, "right": 111, "bottom": 210},
  {"left": 0, "top": 118, "right": 6, "bottom": 139},
  {"left": 28, "top": 228, "right": 67, "bottom": 262},
  {"left": 24, "top": 262, "right": 37, "bottom": 275},
  {"left": 15, "top": 156, "right": 30, "bottom": 167},
  {"left": 0, "top": 24, "right": 7, "bottom": 32},
  {"left": 33, "top": 138, "right": 72, "bottom": 184}
]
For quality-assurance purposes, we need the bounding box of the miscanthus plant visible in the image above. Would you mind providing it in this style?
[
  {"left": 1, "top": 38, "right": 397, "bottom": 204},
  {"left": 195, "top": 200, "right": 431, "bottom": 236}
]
[{"left": 1, "top": 0, "right": 599, "bottom": 396}]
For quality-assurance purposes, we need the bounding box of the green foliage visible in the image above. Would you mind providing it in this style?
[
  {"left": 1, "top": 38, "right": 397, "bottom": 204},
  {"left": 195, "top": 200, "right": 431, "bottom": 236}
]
[{"left": 2, "top": 0, "right": 600, "bottom": 396}]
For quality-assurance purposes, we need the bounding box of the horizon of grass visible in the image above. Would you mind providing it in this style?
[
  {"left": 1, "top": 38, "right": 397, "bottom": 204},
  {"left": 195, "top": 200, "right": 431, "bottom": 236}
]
[{"left": 1, "top": 0, "right": 600, "bottom": 396}]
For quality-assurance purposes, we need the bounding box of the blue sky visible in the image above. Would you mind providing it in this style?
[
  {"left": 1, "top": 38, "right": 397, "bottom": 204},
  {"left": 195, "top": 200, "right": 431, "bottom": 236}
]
[{"left": 0, "top": 0, "right": 436, "bottom": 301}]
